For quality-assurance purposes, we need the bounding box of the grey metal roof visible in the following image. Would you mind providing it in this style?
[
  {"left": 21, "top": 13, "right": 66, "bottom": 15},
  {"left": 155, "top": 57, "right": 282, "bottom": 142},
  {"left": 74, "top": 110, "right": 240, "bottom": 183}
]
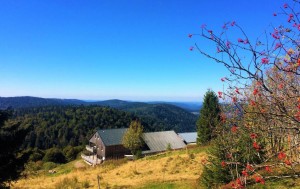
[
  {"left": 178, "top": 132, "right": 197, "bottom": 143},
  {"left": 97, "top": 128, "right": 127, "bottom": 146},
  {"left": 142, "top": 131, "right": 186, "bottom": 154}
]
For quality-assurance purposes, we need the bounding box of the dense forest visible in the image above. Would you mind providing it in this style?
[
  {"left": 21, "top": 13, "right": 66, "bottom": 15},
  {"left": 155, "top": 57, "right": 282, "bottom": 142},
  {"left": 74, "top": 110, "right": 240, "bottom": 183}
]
[
  {"left": 10, "top": 106, "right": 139, "bottom": 150},
  {"left": 1, "top": 97, "right": 198, "bottom": 132},
  {"left": 124, "top": 103, "right": 197, "bottom": 132},
  {"left": 0, "top": 96, "right": 198, "bottom": 153},
  {"left": 6, "top": 105, "right": 196, "bottom": 150}
]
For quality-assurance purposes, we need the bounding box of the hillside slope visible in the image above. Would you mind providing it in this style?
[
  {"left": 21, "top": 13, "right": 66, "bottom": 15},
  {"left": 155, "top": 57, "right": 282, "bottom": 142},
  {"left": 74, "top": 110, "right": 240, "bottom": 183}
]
[
  {"left": 11, "top": 106, "right": 134, "bottom": 149},
  {"left": 13, "top": 147, "right": 207, "bottom": 189},
  {"left": 124, "top": 103, "right": 197, "bottom": 132},
  {"left": 148, "top": 101, "right": 202, "bottom": 112},
  {"left": 9, "top": 104, "right": 195, "bottom": 150}
]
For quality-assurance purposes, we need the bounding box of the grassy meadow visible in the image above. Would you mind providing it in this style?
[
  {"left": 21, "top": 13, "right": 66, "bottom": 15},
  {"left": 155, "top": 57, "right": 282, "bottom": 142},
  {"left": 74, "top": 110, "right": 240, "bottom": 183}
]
[
  {"left": 12, "top": 146, "right": 207, "bottom": 189},
  {"left": 10, "top": 145, "right": 300, "bottom": 189}
]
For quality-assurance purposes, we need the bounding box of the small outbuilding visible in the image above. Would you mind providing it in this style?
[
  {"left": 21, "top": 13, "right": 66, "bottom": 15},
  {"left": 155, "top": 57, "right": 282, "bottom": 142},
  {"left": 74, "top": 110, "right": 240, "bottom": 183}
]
[{"left": 178, "top": 132, "right": 197, "bottom": 145}]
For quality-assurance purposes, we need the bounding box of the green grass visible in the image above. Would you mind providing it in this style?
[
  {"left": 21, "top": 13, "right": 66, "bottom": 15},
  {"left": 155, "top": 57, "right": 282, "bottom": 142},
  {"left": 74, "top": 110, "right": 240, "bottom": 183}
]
[
  {"left": 46, "top": 160, "right": 75, "bottom": 177},
  {"left": 138, "top": 183, "right": 175, "bottom": 189},
  {"left": 247, "top": 178, "right": 300, "bottom": 189},
  {"left": 144, "top": 145, "right": 208, "bottom": 161},
  {"left": 137, "top": 181, "right": 199, "bottom": 189}
]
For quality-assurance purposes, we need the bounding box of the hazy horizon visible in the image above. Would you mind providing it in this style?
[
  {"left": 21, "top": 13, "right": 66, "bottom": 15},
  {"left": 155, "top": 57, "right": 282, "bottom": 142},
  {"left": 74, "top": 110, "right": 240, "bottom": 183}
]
[{"left": 0, "top": 95, "right": 203, "bottom": 103}]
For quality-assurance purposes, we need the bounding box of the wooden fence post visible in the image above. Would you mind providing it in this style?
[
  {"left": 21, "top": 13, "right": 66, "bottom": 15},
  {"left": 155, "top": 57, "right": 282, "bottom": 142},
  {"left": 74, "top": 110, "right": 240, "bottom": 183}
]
[{"left": 97, "top": 175, "right": 100, "bottom": 189}]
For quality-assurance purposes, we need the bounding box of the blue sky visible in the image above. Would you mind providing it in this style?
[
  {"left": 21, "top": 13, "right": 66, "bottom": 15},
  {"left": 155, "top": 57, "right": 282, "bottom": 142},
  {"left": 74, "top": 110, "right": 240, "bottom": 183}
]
[{"left": 0, "top": 0, "right": 286, "bottom": 101}]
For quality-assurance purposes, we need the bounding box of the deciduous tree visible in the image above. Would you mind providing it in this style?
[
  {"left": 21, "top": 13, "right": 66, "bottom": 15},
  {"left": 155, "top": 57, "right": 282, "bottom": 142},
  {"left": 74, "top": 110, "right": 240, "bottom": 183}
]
[
  {"left": 191, "top": 0, "right": 300, "bottom": 187},
  {"left": 122, "top": 120, "right": 144, "bottom": 156}
]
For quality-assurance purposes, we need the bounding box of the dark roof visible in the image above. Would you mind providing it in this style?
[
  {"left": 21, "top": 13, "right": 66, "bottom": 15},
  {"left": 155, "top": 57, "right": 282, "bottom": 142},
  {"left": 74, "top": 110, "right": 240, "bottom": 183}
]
[
  {"left": 97, "top": 128, "right": 127, "bottom": 146},
  {"left": 142, "top": 131, "right": 186, "bottom": 154},
  {"left": 178, "top": 132, "right": 197, "bottom": 143}
]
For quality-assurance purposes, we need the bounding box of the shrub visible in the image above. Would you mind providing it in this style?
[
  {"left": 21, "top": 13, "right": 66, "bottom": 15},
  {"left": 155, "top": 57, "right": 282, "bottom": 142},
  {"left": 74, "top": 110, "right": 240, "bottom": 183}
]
[
  {"left": 166, "top": 143, "right": 172, "bottom": 151},
  {"left": 82, "top": 180, "right": 90, "bottom": 188},
  {"left": 43, "top": 148, "right": 66, "bottom": 164},
  {"left": 63, "top": 146, "right": 81, "bottom": 162},
  {"left": 29, "top": 149, "right": 45, "bottom": 162},
  {"left": 188, "top": 153, "right": 195, "bottom": 160},
  {"left": 42, "top": 162, "right": 57, "bottom": 171},
  {"left": 201, "top": 124, "right": 266, "bottom": 188},
  {"left": 54, "top": 176, "right": 80, "bottom": 189},
  {"left": 23, "top": 161, "right": 43, "bottom": 176},
  {"left": 134, "top": 150, "right": 142, "bottom": 160}
]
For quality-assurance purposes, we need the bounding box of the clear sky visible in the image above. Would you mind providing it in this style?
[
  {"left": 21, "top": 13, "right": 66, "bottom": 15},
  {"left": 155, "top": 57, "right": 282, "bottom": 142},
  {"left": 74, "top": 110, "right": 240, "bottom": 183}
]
[{"left": 0, "top": 0, "right": 287, "bottom": 102}]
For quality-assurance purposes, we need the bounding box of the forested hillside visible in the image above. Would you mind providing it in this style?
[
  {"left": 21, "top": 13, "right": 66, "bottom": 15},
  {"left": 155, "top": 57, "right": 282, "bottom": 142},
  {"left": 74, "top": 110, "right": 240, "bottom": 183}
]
[
  {"left": 94, "top": 100, "right": 198, "bottom": 132},
  {"left": 124, "top": 104, "right": 197, "bottom": 132},
  {"left": 9, "top": 106, "right": 133, "bottom": 149},
  {"left": 7, "top": 105, "right": 194, "bottom": 150},
  {"left": 1, "top": 97, "right": 198, "bottom": 133}
]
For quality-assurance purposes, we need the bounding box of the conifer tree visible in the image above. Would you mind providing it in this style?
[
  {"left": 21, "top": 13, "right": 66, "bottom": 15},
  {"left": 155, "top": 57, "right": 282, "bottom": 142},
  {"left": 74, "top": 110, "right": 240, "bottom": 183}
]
[
  {"left": 0, "top": 110, "right": 29, "bottom": 188},
  {"left": 197, "top": 90, "right": 220, "bottom": 144}
]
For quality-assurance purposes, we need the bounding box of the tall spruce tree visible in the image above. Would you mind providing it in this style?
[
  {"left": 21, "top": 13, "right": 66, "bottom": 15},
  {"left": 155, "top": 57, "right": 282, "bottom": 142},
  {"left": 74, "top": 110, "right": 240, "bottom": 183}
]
[{"left": 197, "top": 90, "right": 220, "bottom": 144}]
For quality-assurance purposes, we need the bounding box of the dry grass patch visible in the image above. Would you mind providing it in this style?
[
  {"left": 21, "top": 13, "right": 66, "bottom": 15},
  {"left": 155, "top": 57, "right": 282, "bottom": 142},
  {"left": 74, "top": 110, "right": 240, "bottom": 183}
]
[{"left": 13, "top": 147, "right": 207, "bottom": 189}]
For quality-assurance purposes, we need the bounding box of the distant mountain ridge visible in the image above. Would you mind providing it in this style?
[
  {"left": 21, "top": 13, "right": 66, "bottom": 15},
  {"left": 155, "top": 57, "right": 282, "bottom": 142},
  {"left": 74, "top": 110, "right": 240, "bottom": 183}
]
[
  {"left": 0, "top": 96, "right": 198, "bottom": 132},
  {"left": 91, "top": 99, "right": 148, "bottom": 110},
  {"left": 0, "top": 96, "right": 201, "bottom": 112},
  {"left": 147, "top": 101, "right": 202, "bottom": 112},
  {"left": 0, "top": 96, "right": 85, "bottom": 109}
]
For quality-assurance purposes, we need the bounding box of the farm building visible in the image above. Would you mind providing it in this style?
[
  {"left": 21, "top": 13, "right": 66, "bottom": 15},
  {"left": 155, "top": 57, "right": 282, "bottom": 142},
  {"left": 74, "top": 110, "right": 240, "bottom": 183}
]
[
  {"left": 178, "top": 132, "right": 197, "bottom": 145},
  {"left": 81, "top": 128, "right": 131, "bottom": 165},
  {"left": 142, "top": 131, "right": 187, "bottom": 154},
  {"left": 82, "top": 128, "right": 187, "bottom": 165}
]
